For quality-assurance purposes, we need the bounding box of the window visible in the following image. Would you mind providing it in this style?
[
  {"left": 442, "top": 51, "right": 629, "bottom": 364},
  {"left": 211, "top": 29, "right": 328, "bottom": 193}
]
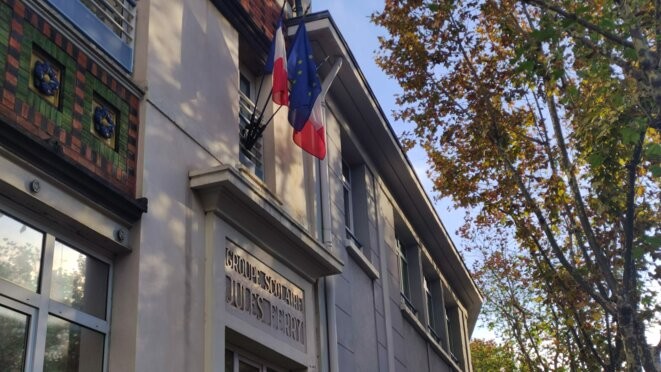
[
  {"left": 397, "top": 237, "right": 414, "bottom": 311},
  {"left": 424, "top": 278, "right": 436, "bottom": 334},
  {"left": 311, "top": 157, "right": 324, "bottom": 241},
  {"left": 341, "top": 160, "right": 356, "bottom": 244},
  {"left": 424, "top": 276, "right": 445, "bottom": 344},
  {"left": 239, "top": 72, "right": 265, "bottom": 180},
  {"left": 339, "top": 138, "right": 373, "bottom": 252},
  {"left": 0, "top": 209, "right": 111, "bottom": 371},
  {"left": 225, "top": 348, "right": 287, "bottom": 372},
  {"left": 45, "top": 0, "right": 136, "bottom": 70},
  {"left": 445, "top": 306, "right": 460, "bottom": 363}
]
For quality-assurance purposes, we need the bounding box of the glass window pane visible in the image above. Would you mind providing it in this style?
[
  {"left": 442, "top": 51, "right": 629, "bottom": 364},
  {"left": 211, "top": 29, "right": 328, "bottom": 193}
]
[
  {"left": 342, "top": 161, "right": 351, "bottom": 185},
  {"left": 343, "top": 187, "right": 352, "bottom": 230},
  {"left": 427, "top": 291, "right": 435, "bottom": 327},
  {"left": 239, "top": 360, "right": 260, "bottom": 372},
  {"left": 225, "top": 349, "right": 233, "bottom": 372},
  {"left": 51, "top": 241, "right": 109, "bottom": 319},
  {"left": 400, "top": 258, "right": 410, "bottom": 298},
  {"left": 240, "top": 74, "right": 251, "bottom": 98},
  {"left": 44, "top": 315, "right": 104, "bottom": 372},
  {"left": 0, "top": 304, "right": 30, "bottom": 372},
  {"left": 0, "top": 212, "right": 44, "bottom": 292}
]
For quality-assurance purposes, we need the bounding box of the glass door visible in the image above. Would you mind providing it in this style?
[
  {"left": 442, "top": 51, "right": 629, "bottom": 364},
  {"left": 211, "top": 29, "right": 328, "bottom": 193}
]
[{"left": 225, "top": 347, "right": 288, "bottom": 372}]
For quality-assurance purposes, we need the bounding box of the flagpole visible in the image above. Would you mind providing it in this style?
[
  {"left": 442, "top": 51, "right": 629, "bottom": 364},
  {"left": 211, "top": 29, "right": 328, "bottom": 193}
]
[
  {"left": 318, "top": 57, "right": 342, "bottom": 372},
  {"left": 248, "top": 1, "right": 289, "bottom": 138},
  {"left": 250, "top": 0, "right": 287, "bottom": 107}
]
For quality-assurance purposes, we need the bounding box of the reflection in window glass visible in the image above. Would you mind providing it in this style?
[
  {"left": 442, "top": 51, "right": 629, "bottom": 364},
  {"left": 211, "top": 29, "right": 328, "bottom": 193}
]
[
  {"left": 0, "top": 305, "right": 29, "bottom": 372},
  {"left": 0, "top": 212, "right": 43, "bottom": 292},
  {"left": 225, "top": 349, "right": 233, "bottom": 372},
  {"left": 239, "top": 360, "right": 260, "bottom": 372},
  {"left": 425, "top": 278, "right": 437, "bottom": 336},
  {"left": 398, "top": 239, "right": 410, "bottom": 299},
  {"left": 51, "top": 241, "right": 109, "bottom": 319},
  {"left": 45, "top": 315, "right": 104, "bottom": 372},
  {"left": 342, "top": 161, "right": 353, "bottom": 234}
]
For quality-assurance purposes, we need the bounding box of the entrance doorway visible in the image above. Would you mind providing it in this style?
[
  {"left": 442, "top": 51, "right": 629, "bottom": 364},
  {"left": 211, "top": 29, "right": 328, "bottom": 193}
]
[{"left": 225, "top": 347, "right": 289, "bottom": 372}]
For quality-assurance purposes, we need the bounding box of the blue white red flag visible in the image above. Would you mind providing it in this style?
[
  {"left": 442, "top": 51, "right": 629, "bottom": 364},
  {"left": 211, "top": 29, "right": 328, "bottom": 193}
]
[
  {"left": 293, "top": 90, "right": 326, "bottom": 159},
  {"left": 287, "top": 23, "right": 321, "bottom": 132},
  {"left": 264, "top": 19, "right": 288, "bottom": 106}
]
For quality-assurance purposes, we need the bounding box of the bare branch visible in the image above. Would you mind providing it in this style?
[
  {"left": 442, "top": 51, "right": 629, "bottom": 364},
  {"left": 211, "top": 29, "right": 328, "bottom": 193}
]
[
  {"left": 542, "top": 88, "right": 618, "bottom": 291},
  {"left": 657, "top": 0, "right": 661, "bottom": 68},
  {"left": 571, "top": 35, "right": 632, "bottom": 71},
  {"left": 521, "top": 0, "right": 635, "bottom": 49},
  {"left": 496, "top": 139, "right": 616, "bottom": 315},
  {"left": 529, "top": 245, "right": 609, "bottom": 369}
]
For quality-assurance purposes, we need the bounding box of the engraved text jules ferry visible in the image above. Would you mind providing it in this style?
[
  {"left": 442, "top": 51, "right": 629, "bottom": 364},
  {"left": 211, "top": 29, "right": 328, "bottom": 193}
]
[{"left": 225, "top": 245, "right": 305, "bottom": 346}]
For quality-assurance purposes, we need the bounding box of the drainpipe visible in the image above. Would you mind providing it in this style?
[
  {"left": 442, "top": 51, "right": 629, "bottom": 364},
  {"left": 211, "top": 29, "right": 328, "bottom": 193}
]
[{"left": 319, "top": 57, "right": 343, "bottom": 372}]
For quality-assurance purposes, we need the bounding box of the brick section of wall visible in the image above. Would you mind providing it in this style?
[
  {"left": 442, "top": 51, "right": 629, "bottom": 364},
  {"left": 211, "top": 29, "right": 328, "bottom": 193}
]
[
  {"left": 0, "top": 0, "right": 139, "bottom": 196},
  {"left": 239, "top": 0, "right": 283, "bottom": 41}
]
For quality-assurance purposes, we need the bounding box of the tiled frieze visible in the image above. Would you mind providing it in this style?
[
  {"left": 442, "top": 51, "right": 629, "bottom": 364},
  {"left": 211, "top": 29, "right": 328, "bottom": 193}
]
[{"left": 0, "top": 0, "right": 139, "bottom": 196}]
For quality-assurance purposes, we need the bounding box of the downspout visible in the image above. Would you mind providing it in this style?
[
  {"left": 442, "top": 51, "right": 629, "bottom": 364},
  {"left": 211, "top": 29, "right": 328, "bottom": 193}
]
[{"left": 319, "top": 57, "right": 343, "bottom": 372}]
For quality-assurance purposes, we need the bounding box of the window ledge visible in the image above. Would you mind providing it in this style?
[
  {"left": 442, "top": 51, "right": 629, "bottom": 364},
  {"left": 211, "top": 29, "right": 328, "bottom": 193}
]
[
  {"left": 236, "top": 162, "right": 282, "bottom": 206},
  {"left": 400, "top": 303, "right": 463, "bottom": 372},
  {"left": 345, "top": 239, "right": 379, "bottom": 280},
  {"left": 190, "top": 164, "right": 343, "bottom": 280}
]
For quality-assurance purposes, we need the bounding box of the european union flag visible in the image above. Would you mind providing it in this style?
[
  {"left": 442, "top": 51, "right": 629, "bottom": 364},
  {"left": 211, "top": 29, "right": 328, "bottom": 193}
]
[{"left": 287, "top": 22, "right": 321, "bottom": 132}]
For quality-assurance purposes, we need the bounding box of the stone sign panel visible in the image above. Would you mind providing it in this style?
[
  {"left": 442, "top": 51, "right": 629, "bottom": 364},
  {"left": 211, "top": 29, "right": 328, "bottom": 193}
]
[{"left": 225, "top": 242, "right": 306, "bottom": 348}]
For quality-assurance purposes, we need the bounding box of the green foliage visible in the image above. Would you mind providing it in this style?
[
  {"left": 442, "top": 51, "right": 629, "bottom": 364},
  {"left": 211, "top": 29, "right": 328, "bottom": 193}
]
[
  {"left": 373, "top": 0, "right": 661, "bottom": 370},
  {"left": 471, "top": 339, "right": 519, "bottom": 372}
]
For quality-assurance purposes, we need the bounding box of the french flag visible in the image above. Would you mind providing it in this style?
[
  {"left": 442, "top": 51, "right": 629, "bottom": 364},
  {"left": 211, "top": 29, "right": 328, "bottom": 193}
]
[
  {"left": 264, "top": 19, "right": 288, "bottom": 106},
  {"left": 293, "top": 93, "right": 326, "bottom": 159}
]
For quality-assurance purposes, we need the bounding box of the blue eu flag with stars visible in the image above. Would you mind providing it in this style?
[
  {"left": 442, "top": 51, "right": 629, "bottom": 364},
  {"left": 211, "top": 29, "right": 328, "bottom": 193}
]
[{"left": 287, "top": 22, "right": 321, "bottom": 132}]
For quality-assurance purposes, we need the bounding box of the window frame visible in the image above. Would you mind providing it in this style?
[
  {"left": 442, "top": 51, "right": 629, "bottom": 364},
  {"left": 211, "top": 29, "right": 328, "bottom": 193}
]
[
  {"left": 424, "top": 278, "right": 436, "bottom": 330},
  {"left": 238, "top": 70, "right": 265, "bottom": 181},
  {"left": 397, "top": 237, "right": 414, "bottom": 312},
  {"left": 341, "top": 159, "right": 354, "bottom": 238},
  {"left": 445, "top": 305, "right": 460, "bottom": 363},
  {"left": 44, "top": 0, "right": 137, "bottom": 71},
  {"left": 0, "top": 206, "right": 113, "bottom": 372},
  {"left": 0, "top": 296, "right": 37, "bottom": 372},
  {"left": 312, "top": 157, "right": 324, "bottom": 241},
  {"left": 225, "top": 346, "right": 289, "bottom": 372}
]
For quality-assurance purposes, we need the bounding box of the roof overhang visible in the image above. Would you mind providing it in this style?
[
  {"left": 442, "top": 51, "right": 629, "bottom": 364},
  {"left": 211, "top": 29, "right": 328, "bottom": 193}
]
[{"left": 287, "top": 13, "right": 483, "bottom": 333}]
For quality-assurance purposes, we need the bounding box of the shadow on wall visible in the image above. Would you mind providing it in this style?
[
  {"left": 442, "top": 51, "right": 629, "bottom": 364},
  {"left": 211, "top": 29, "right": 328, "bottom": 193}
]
[
  {"left": 126, "top": 1, "right": 320, "bottom": 371},
  {"left": 147, "top": 0, "right": 237, "bottom": 165}
]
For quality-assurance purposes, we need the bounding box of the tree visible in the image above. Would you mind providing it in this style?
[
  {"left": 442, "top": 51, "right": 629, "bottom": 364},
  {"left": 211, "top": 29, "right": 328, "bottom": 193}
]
[
  {"left": 467, "top": 223, "right": 621, "bottom": 371},
  {"left": 471, "top": 338, "right": 519, "bottom": 371},
  {"left": 373, "top": 0, "right": 660, "bottom": 370}
]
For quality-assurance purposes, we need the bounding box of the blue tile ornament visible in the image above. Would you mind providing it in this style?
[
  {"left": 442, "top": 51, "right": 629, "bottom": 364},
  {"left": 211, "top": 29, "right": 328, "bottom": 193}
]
[
  {"left": 33, "top": 60, "right": 60, "bottom": 96},
  {"left": 93, "top": 106, "right": 116, "bottom": 139}
]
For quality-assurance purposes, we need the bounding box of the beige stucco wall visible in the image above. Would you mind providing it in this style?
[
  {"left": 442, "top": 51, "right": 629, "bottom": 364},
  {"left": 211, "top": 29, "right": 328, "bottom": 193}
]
[
  {"left": 120, "top": 0, "right": 320, "bottom": 370},
  {"left": 146, "top": 0, "right": 239, "bottom": 166},
  {"left": 112, "top": 0, "right": 473, "bottom": 370},
  {"left": 121, "top": 0, "right": 235, "bottom": 370}
]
